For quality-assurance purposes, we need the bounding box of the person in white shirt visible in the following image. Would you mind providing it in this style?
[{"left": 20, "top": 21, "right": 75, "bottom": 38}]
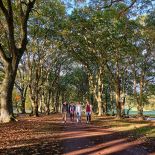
[{"left": 76, "top": 102, "right": 82, "bottom": 123}]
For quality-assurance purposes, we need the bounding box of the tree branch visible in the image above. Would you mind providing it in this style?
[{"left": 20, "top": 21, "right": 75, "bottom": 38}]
[
  {"left": 106, "top": 61, "right": 115, "bottom": 81},
  {"left": 0, "top": 43, "right": 10, "bottom": 64},
  {"left": 21, "top": 0, "right": 36, "bottom": 51},
  {"left": 15, "top": 82, "right": 22, "bottom": 92},
  {"left": 0, "top": 1, "right": 9, "bottom": 17},
  {"left": 0, "top": 62, "right": 4, "bottom": 73},
  {"left": 118, "top": 0, "right": 137, "bottom": 17},
  {"left": 106, "top": 0, "right": 123, "bottom": 8},
  {"left": 7, "top": 0, "right": 16, "bottom": 52},
  {"left": 96, "top": 0, "right": 123, "bottom": 9}
]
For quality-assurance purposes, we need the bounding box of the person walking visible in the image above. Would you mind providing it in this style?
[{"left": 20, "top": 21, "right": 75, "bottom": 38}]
[
  {"left": 62, "top": 101, "right": 68, "bottom": 123},
  {"left": 69, "top": 103, "right": 75, "bottom": 121},
  {"left": 76, "top": 102, "right": 82, "bottom": 123},
  {"left": 85, "top": 100, "right": 92, "bottom": 124}
]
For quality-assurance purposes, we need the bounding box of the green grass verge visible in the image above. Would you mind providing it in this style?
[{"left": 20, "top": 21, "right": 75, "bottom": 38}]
[{"left": 93, "top": 115, "right": 155, "bottom": 138}]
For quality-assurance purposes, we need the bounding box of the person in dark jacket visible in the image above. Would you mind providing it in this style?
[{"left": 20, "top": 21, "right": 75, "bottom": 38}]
[
  {"left": 62, "top": 101, "right": 68, "bottom": 123},
  {"left": 69, "top": 103, "right": 75, "bottom": 121}
]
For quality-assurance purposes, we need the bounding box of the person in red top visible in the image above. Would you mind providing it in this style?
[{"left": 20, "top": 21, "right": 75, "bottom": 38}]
[{"left": 85, "top": 100, "right": 92, "bottom": 123}]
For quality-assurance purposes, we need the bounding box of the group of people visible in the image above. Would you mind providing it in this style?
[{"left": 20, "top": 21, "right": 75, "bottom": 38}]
[{"left": 62, "top": 100, "right": 92, "bottom": 124}]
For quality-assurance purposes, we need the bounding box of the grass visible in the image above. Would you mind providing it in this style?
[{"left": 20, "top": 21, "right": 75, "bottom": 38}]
[
  {"left": 92, "top": 116, "right": 155, "bottom": 152},
  {"left": 145, "top": 114, "right": 155, "bottom": 117},
  {"left": 93, "top": 115, "right": 155, "bottom": 139}
]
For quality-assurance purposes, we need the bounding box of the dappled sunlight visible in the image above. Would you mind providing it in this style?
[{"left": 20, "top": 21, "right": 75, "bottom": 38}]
[
  {"left": 64, "top": 138, "right": 143, "bottom": 155},
  {"left": 0, "top": 114, "right": 154, "bottom": 154},
  {"left": 0, "top": 115, "right": 63, "bottom": 154},
  {"left": 61, "top": 121, "right": 149, "bottom": 155},
  {"left": 60, "top": 126, "right": 113, "bottom": 140},
  {"left": 113, "top": 123, "right": 149, "bottom": 132},
  {"left": 93, "top": 116, "right": 155, "bottom": 137},
  {"left": 0, "top": 0, "right": 154, "bottom": 153},
  {"left": 5, "top": 143, "right": 40, "bottom": 149}
]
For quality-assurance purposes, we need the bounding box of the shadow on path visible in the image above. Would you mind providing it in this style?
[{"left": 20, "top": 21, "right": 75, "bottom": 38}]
[
  {"left": 61, "top": 121, "right": 149, "bottom": 155},
  {"left": 0, "top": 114, "right": 153, "bottom": 155}
]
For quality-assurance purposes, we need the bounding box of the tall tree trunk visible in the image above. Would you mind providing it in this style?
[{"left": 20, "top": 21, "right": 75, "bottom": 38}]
[
  {"left": 121, "top": 96, "right": 126, "bottom": 116},
  {"left": 85, "top": 65, "right": 104, "bottom": 115},
  {"left": 121, "top": 69, "right": 127, "bottom": 117},
  {"left": 94, "top": 68, "right": 103, "bottom": 116},
  {"left": 55, "top": 89, "right": 60, "bottom": 113},
  {"left": 21, "top": 85, "right": 28, "bottom": 114},
  {"left": 45, "top": 90, "right": 51, "bottom": 115},
  {"left": 137, "top": 71, "right": 144, "bottom": 118},
  {"left": 51, "top": 91, "right": 55, "bottom": 112},
  {"left": 96, "top": 93, "right": 103, "bottom": 116},
  {"left": 61, "top": 92, "right": 65, "bottom": 105},
  {"left": 115, "top": 84, "right": 121, "bottom": 118},
  {"left": 109, "top": 84, "right": 115, "bottom": 116},
  {"left": 110, "top": 92, "right": 115, "bottom": 116},
  {"left": 115, "top": 62, "right": 121, "bottom": 118},
  {"left": 1, "top": 66, "right": 14, "bottom": 122},
  {"left": 103, "top": 88, "right": 108, "bottom": 115},
  {"left": 133, "top": 64, "right": 144, "bottom": 119},
  {"left": 133, "top": 68, "right": 138, "bottom": 106},
  {"left": 29, "top": 85, "right": 39, "bottom": 117},
  {"left": 38, "top": 98, "right": 42, "bottom": 113},
  {"left": 0, "top": 57, "right": 19, "bottom": 122},
  {"left": 0, "top": 0, "right": 36, "bottom": 122},
  {"left": 93, "top": 81, "right": 103, "bottom": 116},
  {"left": 21, "top": 96, "right": 26, "bottom": 114},
  {"left": 34, "top": 101, "right": 39, "bottom": 117}
]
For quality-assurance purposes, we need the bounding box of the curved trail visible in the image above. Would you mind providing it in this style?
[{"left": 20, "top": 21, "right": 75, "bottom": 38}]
[{"left": 60, "top": 121, "right": 149, "bottom": 155}]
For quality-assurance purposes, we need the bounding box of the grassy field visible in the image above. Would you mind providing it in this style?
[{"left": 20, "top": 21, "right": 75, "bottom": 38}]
[
  {"left": 128, "top": 110, "right": 155, "bottom": 117},
  {"left": 92, "top": 115, "right": 155, "bottom": 152},
  {"left": 93, "top": 115, "right": 155, "bottom": 139}
]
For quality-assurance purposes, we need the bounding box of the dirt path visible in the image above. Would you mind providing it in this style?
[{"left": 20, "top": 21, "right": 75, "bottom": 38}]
[
  {"left": 61, "top": 121, "right": 150, "bottom": 155},
  {"left": 0, "top": 114, "right": 154, "bottom": 155}
]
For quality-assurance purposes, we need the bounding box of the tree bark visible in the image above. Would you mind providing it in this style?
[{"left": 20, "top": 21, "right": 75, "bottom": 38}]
[
  {"left": 0, "top": 56, "right": 20, "bottom": 122},
  {"left": 46, "top": 90, "right": 51, "bottom": 115},
  {"left": 115, "top": 85, "right": 121, "bottom": 118},
  {"left": 0, "top": 0, "right": 36, "bottom": 122},
  {"left": 115, "top": 62, "right": 122, "bottom": 118},
  {"left": 121, "top": 96, "right": 126, "bottom": 116},
  {"left": 1, "top": 65, "right": 14, "bottom": 122},
  {"left": 103, "top": 87, "right": 108, "bottom": 115},
  {"left": 20, "top": 85, "right": 28, "bottom": 114},
  {"left": 137, "top": 71, "right": 145, "bottom": 118},
  {"left": 92, "top": 77, "right": 103, "bottom": 116},
  {"left": 29, "top": 85, "right": 39, "bottom": 117},
  {"left": 55, "top": 89, "right": 60, "bottom": 113},
  {"left": 90, "top": 68, "right": 103, "bottom": 116},
  {"left": 110, "top": 92, "right": 115, "bottom": 116}
]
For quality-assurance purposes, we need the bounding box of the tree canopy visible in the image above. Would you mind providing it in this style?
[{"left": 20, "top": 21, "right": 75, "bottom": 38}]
[{"left": 0, "top": 0, "right": 155, "bottom": 122}]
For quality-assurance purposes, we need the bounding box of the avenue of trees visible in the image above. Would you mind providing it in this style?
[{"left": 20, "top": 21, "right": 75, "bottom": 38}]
[{"left": 0, "top": 0, "right": 155, "bottom": 122}]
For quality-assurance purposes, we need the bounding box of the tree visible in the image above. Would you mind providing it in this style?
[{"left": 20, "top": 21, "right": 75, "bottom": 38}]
[
  {"left": 26, "top": 0, "right": 66, "bottom": 115},
  {"left": 0, "top": 0, "right": 36, "bottom": 122},
  {"left": 15, "top": 56, "right": 29, "bottom": 114}
]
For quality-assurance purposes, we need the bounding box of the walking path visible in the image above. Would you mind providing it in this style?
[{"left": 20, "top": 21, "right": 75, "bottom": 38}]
[
  {"left": 60, "top": 121, "right": 150, "bottom": 155},
  {"left": 0, "top": 114, "right": 154, "bottom": 155}
]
